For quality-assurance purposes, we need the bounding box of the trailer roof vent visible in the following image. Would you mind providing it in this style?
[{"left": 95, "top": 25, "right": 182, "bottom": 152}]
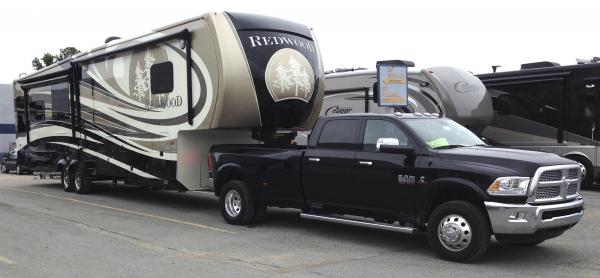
[
  {"left": 104, "top": 36, "right": 121, "bottom": 44},
  {"left": 520, "top": 61, "right": 560, "bottom": 70}
]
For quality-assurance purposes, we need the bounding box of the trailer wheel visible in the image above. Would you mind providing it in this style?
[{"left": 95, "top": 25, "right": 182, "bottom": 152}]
[
  {"left": 72, "top": 164, "right": 91, "bottom": 194},
  {"left": 427, "top": 201, "right": 490, "bottom": 262},
  {"left": 219, "top": 180, "right": 256, "bottom": 225},
  {"left": 62, "top": 167, "right": 75, "bottom": 192}
]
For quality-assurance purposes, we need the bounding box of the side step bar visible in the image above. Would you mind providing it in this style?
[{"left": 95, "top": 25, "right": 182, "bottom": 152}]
[{"left": 300, "top": 213, "right": 416, "bottom": 234}]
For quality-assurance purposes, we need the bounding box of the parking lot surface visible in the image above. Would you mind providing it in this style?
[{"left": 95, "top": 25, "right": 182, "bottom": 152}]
[{"left": 0, "top": 173, "right": 599, "bottom": 277}]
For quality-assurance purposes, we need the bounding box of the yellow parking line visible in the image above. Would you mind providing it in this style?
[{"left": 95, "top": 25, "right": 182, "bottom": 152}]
[
  {"left": 4, "top": 188, "right": 235, "bottom": 235},
  {"left": 0, "top": 256, "right": 16, "bottom": 265}
]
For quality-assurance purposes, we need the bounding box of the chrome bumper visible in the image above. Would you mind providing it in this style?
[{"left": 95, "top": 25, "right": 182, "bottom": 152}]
[{"left": 485, "top": 197, "right": 584, "bottom": 234}]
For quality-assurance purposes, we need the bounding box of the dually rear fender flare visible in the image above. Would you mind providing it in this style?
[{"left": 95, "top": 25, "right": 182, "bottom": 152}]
[{"left": 215, "top": 163, "right": 246, "bottom": 196}]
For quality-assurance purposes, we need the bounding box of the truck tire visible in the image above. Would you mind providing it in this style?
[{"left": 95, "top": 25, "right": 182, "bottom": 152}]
[
  {"left": 219, "top": 180, "right": 257, "bottom": 225},
  {"left": 427, "top": 201, "right": 490, "bottom": 262},
  {"left": 567, "top": 156, "right": 594, "bottom": 189},
  {"left": 72, "top": 164, "right": 91, "bottom": 194},
  {"left": 62, "top": 167, "right": 75, "bottom": 192}
]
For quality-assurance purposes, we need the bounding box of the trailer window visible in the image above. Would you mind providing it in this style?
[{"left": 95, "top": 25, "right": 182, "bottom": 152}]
[
  {"left": 317, "top": 119, "right": 361, "bottom": 150},
  {"left": 490, "top": 80, "right": 563, "bottom": 134},
  {"left": 51, "top": 83, "right": 70, "bottom": 121},
  {"left": 28, "top": 87, "right": 51, "bottom": 126},
  {"left": 150, "top": 61, "right": 174, "bottom": 94}
]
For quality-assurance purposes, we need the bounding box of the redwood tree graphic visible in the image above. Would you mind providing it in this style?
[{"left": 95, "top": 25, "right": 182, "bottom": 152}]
[
  {"left": 272, "top": 54, "right": 312, "bottom": 99},
  {"left": 133, "top": 48, "right": 156, "bottom": 103}
]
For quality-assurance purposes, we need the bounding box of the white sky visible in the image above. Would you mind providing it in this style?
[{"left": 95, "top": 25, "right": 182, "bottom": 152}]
[{"left": 0, "top": 0, "right": 598, "bottom": 84}]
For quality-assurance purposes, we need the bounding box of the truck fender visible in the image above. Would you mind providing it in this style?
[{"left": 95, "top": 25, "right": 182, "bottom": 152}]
[
  {"left": 418, "top": 177, "right": 489, "bottom": 227},
  {"left": 215, "top": 163, "right": 245, "bottom": 196}
]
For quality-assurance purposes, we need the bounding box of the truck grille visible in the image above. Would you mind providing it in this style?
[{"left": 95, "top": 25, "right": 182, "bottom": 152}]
[
  {"left": 539, "top": 170, "right": 562, "bottom": 182},
  {"left": 535, "top": 186, "right": 561, "bottom": 199},
  {"left": 530, "top": 166, "right": 581, "bottom": 203}
]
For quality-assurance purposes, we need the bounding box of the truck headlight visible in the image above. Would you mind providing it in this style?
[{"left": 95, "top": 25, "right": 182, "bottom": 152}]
[{"left": 487, "top": 177, "right": 530, "bottom": 196}]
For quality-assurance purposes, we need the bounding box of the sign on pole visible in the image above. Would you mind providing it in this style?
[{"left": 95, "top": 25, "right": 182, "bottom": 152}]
[{"left": 376, "top": 60, "right": 414, "bottom": 107}]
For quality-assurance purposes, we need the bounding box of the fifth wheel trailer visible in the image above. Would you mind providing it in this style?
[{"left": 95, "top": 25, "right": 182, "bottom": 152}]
[
  {"left": 320, "top": 67, "right": 493, "bottom": 131},
  {"left": 13, "top": 12, "right": 324, "bottom": 193}
]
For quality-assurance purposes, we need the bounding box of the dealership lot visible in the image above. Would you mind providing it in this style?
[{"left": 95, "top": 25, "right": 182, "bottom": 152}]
[{"left": 0, "top": 173, "right": 599, "bottom": 277}]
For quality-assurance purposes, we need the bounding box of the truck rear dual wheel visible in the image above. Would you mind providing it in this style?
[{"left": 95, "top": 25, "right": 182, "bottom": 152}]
[
  {"left": 220, "top": 180, "right": 259, "bottom": 225},
  {"left": 427, "top": 201, "right": 490, "bottom": 262}
]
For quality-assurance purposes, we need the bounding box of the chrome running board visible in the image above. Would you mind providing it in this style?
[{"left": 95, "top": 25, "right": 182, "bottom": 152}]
[{"left": 300, "top": 213, "right": 416, "bottom": 234}]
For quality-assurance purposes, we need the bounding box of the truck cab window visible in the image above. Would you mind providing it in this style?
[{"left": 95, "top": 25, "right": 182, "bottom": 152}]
[
  {"left": 317, "top": 119, "right": 360, "bottom": 150},
  {"left": 363, "top": 120, "right": 410, "bottom": 152}
]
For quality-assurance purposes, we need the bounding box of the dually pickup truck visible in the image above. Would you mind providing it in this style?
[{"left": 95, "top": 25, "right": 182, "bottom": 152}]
[{"left": 208, "top": 113, "right": 585, "bottom": 262}]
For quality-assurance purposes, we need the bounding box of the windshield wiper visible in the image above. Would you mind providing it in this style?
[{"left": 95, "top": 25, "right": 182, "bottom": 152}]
[{"left": 433, "top": 144, "right": 466, "bottom": 150}]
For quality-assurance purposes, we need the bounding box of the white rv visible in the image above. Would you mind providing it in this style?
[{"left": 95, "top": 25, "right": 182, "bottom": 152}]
[
  {"left": 14, "top": 12, "right": 324, "bottom": 193},
  {"left": 321, "top": 67, "right": 493, "bottom": 130}
]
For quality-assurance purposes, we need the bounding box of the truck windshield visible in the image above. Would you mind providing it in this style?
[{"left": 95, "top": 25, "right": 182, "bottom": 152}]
[{"left": 404, "top": 118, "right": 485, "bottom": 149}]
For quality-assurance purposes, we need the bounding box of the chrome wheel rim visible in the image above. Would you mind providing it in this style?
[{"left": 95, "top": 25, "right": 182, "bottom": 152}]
[
  {"left": 74, "top": 171, "right": 81, "bottom": 191},
  {"left": 63, "top": 169, "right": 70, "bottom": 189},
  {"left": 224, "top": 190, "right": 242, "bottom": 217},
  {"left": 578, "top": 163, "right": 587, "bottom": 179},
  {"left": 438, "top": 214, "right": 472, "bottom": 252}
]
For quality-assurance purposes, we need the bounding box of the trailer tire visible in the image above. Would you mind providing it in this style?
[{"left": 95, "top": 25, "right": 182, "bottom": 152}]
[
  {"left": 427, "top": 201, "right": 490, "bottom": 262},
  {"left": 219, "top": 180, "right": 256, "bottom": 225},
  {"left": 62, "top": 167, "right": 75, "bottom": 192},
  {"left": 72, "top": 164, "right": 91, "bottom": 194}
]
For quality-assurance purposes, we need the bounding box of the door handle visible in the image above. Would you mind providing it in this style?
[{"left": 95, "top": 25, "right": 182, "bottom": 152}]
[
  {"left": 359, "top": 161, "right": 373, "bottom": 166},
  {"left": 308, "top": 157, "right": 320, "bottom": 162}
]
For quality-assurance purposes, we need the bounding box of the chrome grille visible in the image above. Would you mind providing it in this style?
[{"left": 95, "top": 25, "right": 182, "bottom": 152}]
[
  {"left": 539, "top": 170, "right": 562, "bottom": 182},
  {"left": 535, "top": 186, "right": 561, "bottom": 199},
  {"left": 530, "top": 166, "right": 580, "bottom": 203},
  {"left": 567, "top": 183, "right": 578, "bottom": 196},
  {"left": 568, "top": 168, "right": 579, "bottom": 179}
]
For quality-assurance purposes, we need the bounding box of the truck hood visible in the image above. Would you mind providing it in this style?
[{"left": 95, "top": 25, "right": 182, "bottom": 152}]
[{"left": 436, "top": 147, "right": 576, "bottom": 176}]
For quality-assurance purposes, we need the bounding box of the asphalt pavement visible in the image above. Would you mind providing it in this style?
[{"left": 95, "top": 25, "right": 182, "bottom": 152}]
[{"left": 0, "top": 173, "right": 599, "bottom": 277}]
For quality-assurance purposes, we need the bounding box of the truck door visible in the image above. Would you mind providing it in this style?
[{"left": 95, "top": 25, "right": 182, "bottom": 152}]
[
  {"left": 303, "top": 118, "right": 362, "bottom": 210},
  {"left": 354, "top": 119, "right": 418, "bottom": 216}
]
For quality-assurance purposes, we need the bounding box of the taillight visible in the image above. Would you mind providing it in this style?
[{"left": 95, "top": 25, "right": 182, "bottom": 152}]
[{"left": 207, "top": 154, "right": 214, "bottom": 173}]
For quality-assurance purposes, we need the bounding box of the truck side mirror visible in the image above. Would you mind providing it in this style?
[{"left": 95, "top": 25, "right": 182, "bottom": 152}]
[{"left": 376, "top": 138, "right": 399, "bottom": 150}]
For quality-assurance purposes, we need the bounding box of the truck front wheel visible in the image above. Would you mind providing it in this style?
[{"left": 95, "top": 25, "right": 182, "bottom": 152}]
[
  {"left": 219, "top": 180, "right": 257, "bottom": 225},
  {"left": 427, "top": 201, "right": 490, "bottom": 262}
]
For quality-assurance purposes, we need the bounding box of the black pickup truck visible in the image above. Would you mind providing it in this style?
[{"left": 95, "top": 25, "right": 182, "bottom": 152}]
[{"left": 208, "top": 113, "right": 585, "bottom": 262}]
